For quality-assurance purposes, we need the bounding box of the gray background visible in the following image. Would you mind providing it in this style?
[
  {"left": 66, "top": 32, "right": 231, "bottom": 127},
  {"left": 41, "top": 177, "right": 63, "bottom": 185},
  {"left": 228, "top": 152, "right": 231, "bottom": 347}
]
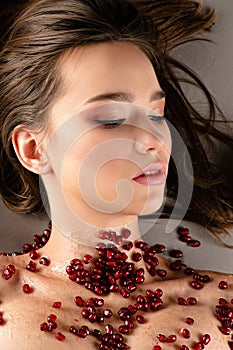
[{"left": 0, "top": 0, "right": 233, "bottom": 253}]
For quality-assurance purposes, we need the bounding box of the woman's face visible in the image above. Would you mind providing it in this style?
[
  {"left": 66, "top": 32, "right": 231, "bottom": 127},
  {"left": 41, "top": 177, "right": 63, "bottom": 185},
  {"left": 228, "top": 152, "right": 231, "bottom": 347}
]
[{"left": 43, "top": 42, "right": 171, "bottom": 227}]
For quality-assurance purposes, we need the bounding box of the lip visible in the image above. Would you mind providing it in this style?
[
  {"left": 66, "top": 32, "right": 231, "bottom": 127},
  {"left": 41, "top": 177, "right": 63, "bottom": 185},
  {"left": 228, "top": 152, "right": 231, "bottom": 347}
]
[{"left": 132, "top": 162, "right": 167, "bottom": 186}]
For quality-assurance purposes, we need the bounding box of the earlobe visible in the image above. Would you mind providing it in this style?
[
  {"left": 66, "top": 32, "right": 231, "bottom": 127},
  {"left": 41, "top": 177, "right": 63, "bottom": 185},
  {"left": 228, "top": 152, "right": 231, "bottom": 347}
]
[{"left": 12, "top": 126, "right": 52, "bottom": 175}]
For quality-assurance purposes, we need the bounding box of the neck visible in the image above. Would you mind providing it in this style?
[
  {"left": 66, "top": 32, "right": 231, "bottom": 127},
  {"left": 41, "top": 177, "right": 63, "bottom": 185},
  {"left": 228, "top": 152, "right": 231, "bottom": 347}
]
[{"left": 39, "top": 216, "right": 142, "bottom": 275}]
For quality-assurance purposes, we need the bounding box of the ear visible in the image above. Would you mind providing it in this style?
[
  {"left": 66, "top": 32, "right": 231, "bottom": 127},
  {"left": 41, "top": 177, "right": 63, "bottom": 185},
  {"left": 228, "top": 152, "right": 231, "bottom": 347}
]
[{"left": 12, "top": 125, "right": 52, "bottom": 175}]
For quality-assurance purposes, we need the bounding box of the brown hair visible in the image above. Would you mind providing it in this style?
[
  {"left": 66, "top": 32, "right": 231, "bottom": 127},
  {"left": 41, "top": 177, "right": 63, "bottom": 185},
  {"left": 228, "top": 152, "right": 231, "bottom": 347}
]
[{"left": 0, "top": 0, "right": 232, "bottom": 236}]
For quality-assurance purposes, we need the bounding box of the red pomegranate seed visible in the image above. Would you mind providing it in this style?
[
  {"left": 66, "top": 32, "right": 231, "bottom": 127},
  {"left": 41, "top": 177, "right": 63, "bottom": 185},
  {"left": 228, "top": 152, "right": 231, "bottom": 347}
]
[
  {"left": 136, "top": 315, "right": 145, "bottom": 324},
  {"left": 52, "top": 302, "right": 62, "bottom": 309},
  {"left": 103, "top": 309, "right": 112, "bottom": 318},
  {"left": 74, "top": 296, "right": 85, "bottom": 307},
  {"left": 29, "top": 250, "right": 39, "bottom": 260},
  {"left": 180, "top": 328, "right": 190, "bottom": 339},
  {"left": 191, "top": 281, "right": 203, "bottom": 290},
  {"left": 187, "top": 240, "right": 201, "bottom": 248},
  {"left": 92, "top": 329, "right": 102, "bottom": 338},
  {"left": 55, "top": 332, "right": 65, "bottom": 341},
  {"left": 121, "top": 228, "right": 131, "bottom": 239},
  {"left": 154, "top": 289, "right": 163, "bottom": 298},
  {"left": 2, "top": 269, "right": 12, "bottom": 280},
  {"left": 0, "top": 312, "right": 5, "bottom": 326},
  {"left": 219, "top": 298, "right": 228, "bottom": 306},
  {"left": 99, "top": 231, "right": 111, "bottom": 240},
  {"left": 157, "top": 269, "right": 167, "bottom": 277},
  {"left": 193, "top": 342, "right": 204, "bottom": 350},
  {"left": 106, "top": 324, "right": 114, "bottom": 334},
  {"left": 40, "top": 322, "right": 49, "bottom": 331},
  {"left": 122, "top": 241, "right": 133, "bottom": 251},
  {"left": 219, "top": 326, "right": 230, "bottom": 335},
  {"left": 153, "top": 346, "right": 162, "bottom": 350},
  {"left": 26, "top": 260, "right": 36, "bottom": 272},
  {"left": 166, "top": 334, "right": 177, "bottom": 343},
  {"left": 186, "top": 317, "right": 194, "bottom": 325},
  {"left": 157, "top": 334, "right": 166, "bottom": 343},
  {"left": 201, "top": 334, "right": 211, "bottom": 345},
  {"left": 132, "top": 252, "right": 142, "bottom": 262},
  {"left": 7, "top": 264, "right": 16, "bottom": 274},
  {"left": 187, "top": 297, "right": 197, "bottom": 305},
  {"left": 47, "top": 314, "right": 57, "bottom": 323},
  {"left": 119, "top": 325, "right": 130, "bottom": 334},
  {"left": 22, "top": 283, "right": 32, "bottom": 294},
  {"left": 83, "top": 255, "right": 93, "bottom": 264},
  {"left": 39, "top": 257, "right": 50, "bottom": 266},
  {"left": 121, "top": 289, "right": 130, "bottom": 298},
  {"left": 218, "top": 281, "right": 228, "bottom": 290},
  {"left": 177, "top": 227, "right": 189, "bottom": 236},
  {"left": 169, "top": 249, "right": 183, "bottom": 258},
  {"left": 178, "top": 297, "right": 188, "bottom": 306},
  {"left": 180, "top": 346, "right": 189, "bottom": 350},
  {"left": 184, "top": 267, "right": 194, "bottom": 275},
  {"left": 228, "top": 342, "right": 233, "bottom": 349}
]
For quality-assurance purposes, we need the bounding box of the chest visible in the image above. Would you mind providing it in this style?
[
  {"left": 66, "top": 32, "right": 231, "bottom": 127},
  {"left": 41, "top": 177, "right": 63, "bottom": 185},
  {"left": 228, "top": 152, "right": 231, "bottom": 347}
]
[{"left": 1, "top": 277, "right": 232, "bottom": 350}]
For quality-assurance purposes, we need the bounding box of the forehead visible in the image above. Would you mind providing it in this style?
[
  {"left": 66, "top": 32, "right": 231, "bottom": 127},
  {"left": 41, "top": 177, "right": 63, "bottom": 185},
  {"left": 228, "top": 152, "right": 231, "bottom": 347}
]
[{"left": 51, "top": 42, "right": 162, "bottom": 126}]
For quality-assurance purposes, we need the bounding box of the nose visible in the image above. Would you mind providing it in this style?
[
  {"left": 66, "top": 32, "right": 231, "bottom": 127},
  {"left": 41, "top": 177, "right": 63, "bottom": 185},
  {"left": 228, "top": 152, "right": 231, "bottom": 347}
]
[{"left": 134, "top": 129, "right": 166, "bottom": 155}]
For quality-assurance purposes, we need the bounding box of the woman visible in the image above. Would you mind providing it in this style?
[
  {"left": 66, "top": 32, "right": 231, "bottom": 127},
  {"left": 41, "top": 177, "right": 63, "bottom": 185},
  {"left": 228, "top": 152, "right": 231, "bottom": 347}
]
[{"left": 0, "top": 0, "right": 233, "bottom": 349}]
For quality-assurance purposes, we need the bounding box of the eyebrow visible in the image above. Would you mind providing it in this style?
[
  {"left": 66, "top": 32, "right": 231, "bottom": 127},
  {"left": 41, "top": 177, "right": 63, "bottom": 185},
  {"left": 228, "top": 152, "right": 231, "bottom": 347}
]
[{"left": 83, "top": 89, "right": 166, "bottom": 105}]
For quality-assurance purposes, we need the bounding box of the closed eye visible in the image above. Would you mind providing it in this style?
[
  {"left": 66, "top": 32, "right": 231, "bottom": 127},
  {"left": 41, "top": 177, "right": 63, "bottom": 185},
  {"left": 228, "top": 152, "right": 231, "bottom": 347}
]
[
  {"left": 148, "top": 115, "right": 165, "bottom": 123},
  {"left": 95, "top": 118, "right": 126, "bottom": 129}
]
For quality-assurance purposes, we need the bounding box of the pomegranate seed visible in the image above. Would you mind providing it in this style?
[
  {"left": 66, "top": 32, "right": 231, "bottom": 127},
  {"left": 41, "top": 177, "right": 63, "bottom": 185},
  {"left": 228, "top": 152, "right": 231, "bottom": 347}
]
[
  {"left": 119, "top": 325, "right": 130, "bottom": 334},
  {"left": 122, "top": 241, "right": 133, "bottom": 251},
  {"left": 153, "top": 346, "right": 162, "bottom": 350},
  {"left": 218, "top": 281, "right": 228, "bottom": 290},
  {"left": 186, "top": 317, "right": 194, "bottom": 325},
  {"left": 52, "top": 302, "right": 62, "bottom": 309},
  {"left": 191, "top": 281, "right": 203, "bottom": 290},
  {"left": 55, "top": 332, "right": 65, "bottom": 341},
  {"left": 193, "top": 342, "right": 204, "bottom": 350},
  {"left": 201, "top": 334, "right": 211, "bottom": 345},
  {"left": 180, "top": 346, "right": 189, "bottom": 350},
  {"left": 187, "top": 297, "right": 197, "bottom": 305},
  {"left": 157, "top": 269, "right": 167, "bottom": 277},
  {"left": 39, "top": 257, "right": 50, "bottom": 266},
  {"left": 22, "top": 284, "right": 32, "bottom": 294},
  {"left": 136, "top": 315, "right": 145, "bottom": 324},
  {"left": 166, "top": 334, "right": 177, "bottom": 343},
  {"left": 228, "top": 342, "right": 233, "bottom": 350},
  {"left": 121, "top": 228, "right": 131, "bottom": 239},
  {"left": 169, "top": 249, "right": 183, "bottom": 258},
  {"left": 178, "top": 297, "right": 188, "bottom": 306},
  {"left": 177, "top": 227, "right": 189, "bottom": 235},
  {"left": 184, "top": 267, "right": 194, "bottom": 275},
  {"left": 103, "top": 309, "right": 112, "bottom": 318},
  {"left": 74, "top": 296, "right": 85, "bottom": 307},
  {"left": 47, "top": 314, "right": 57, "bottom": 323},
  {"left": 106, "top": 324, "right": 114, "bottom": 334},
  {"left": 29, "top": 250, "right": 39, "bottom": 260},
  {"left": 132, "top": 252, "right": 142, "bottom": 262},
  {"left": 121, "top": 289, "right": 130, "bottom": 298},
  {"left": 187, "top": 240, "right": 201, "bottom": 247},
  {"left": 92, "top": 329, "right": 102, "bottom": 338},
  {"left": 83, "top": 255, "right": 93, "bottom": 264},
  {"left": 2, "top": 269, "right": 12, "bottom": 280},
  {"left": 219, "top": 326, "right": 230, "bottom": 335},
  {"left": 7, "top": 264, "right": 16, "bottom": 274},
  {"left": 180, "top": 328, "right": 190, "bottom": 339},
  {"left": 157, "top": 334, "right": 166, "bottom": 343},
  {"left": 40, "top": 322, "right": 49, "bottom": 331},
  {"left": 26, "top": 260, "right": 36, "bottom": 272}
]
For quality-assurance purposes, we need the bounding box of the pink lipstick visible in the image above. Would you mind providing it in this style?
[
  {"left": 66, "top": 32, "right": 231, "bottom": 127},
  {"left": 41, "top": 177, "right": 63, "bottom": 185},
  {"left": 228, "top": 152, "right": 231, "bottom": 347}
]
[{"left": 132, "top": 162, "right": 167, "bottom": 186}]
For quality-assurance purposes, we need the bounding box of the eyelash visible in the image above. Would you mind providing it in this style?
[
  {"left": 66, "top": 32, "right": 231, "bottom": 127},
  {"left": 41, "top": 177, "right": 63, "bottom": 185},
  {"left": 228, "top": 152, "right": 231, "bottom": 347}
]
[{"left": 95, "top": 115, "right": 165, "bottom": 129}]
